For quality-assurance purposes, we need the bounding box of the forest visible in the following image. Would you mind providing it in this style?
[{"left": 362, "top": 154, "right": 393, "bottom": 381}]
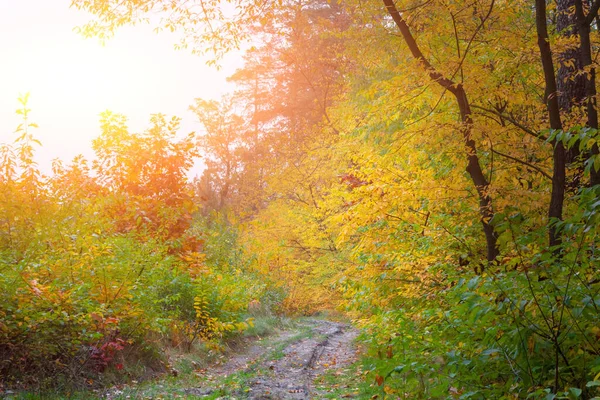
[{"left": 2, "top": 0, "right": 600, "bottom": 398}]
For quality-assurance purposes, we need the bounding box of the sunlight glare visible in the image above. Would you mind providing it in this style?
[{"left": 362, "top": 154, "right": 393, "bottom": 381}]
[{"left": 0, "top": 0, "right": 239, "bottom": 174}]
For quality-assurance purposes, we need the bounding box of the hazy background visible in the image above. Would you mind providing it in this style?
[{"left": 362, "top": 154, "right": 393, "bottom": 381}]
[{"left": 0, "top": 0, "right": 240, "bottom": 177}]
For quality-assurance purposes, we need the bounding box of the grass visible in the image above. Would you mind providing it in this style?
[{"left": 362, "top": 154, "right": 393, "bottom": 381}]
[
  {"left": 242, "top": 315, "right": 293, "bottom": 337},
  {"left": 313, "top": 361, "right": 372, "bottom": 399},
  {"left": 3, "top": 315, "right": 291, "bottom": 400},
  {"left": 103, "top": 317, "right": 313, "bottom": 399},
  {"left": 3, "top": 315, "right": 362, "bottom": 400}
]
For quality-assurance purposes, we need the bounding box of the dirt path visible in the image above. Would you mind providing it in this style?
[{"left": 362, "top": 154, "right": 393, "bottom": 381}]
[{"left": 185, "top": 319, "right": 359, "bottom": 399}]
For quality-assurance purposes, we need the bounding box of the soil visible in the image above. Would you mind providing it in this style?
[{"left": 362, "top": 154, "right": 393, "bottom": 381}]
[{"left": 185, "top": 319, "right": 359, "bottom": 399}]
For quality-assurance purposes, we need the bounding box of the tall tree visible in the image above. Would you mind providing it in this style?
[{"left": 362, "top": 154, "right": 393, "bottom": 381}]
[
  {"left": 574, "top": 0, "right": 600, "bottom": 186},
  {"left": 190, "top": 0, "right": 350, "bottom": 215},
  {"left": 191, "top": 97, "right": 245, "bottom": 211},
  {"left": 380, "top": 0, "right": 499, "bottom": 262},
  {"left": 555, "top": 0, "right": 599, "bottom": 186},
  {"left": 535, "top": 0, "right": 567, "bottom": 248}
]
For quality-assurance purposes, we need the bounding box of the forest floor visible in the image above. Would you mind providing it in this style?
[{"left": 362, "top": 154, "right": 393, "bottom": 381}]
[{"left": 100, "top": 318, "right": 362, "bottom": 399}]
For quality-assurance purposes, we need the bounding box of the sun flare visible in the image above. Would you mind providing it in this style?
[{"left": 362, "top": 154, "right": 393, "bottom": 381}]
[
  {"left": 0, "top": 0, "right": 238, "bottom": 171},
  {"left": 16, "top": 37, "right": 159, "bottom": 116}
]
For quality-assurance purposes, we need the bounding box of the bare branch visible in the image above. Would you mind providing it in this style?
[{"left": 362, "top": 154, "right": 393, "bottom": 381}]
[
  {"left": 491, "top": 149, "right": 552, "bottom": 180},
  {"left": 472, "top": 104, "right": 547, "bottom": 141}
]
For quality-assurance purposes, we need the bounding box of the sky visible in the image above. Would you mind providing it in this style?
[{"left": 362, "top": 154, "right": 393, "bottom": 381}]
[{"left": 0, "top": 0, "right": 241, "bottom": 177}]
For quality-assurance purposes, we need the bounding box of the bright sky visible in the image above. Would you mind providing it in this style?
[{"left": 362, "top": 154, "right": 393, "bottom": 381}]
[{"left": 0, "top": 0, "right": 240, "bottom": 177}]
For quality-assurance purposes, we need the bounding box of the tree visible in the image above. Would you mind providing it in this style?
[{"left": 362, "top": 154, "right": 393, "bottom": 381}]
[
  {"left": 535, "top": 0, "right": 567, "bottom": 248},
  {"left": 189, "top": 0, "right": 349, "bottom": 216},
  {"left": 191, "top": 97, "right": 245, "bottom": 211},
  {"left": 92, "top": 112, "right": 198, "bottom": 237},
  {"left": 534, "top": 0, "right": 600, "bottom": 247},
  {"left": 379, "top": 0, "right": 499, "bottom": 262},
  {"left": 72, "top": 0, "right": 503, "bottom": 262}
]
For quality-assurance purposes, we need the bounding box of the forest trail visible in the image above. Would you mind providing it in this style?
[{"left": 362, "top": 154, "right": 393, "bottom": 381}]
[{"left": 182, "top": 319, "right": 359, "bottom": 399}]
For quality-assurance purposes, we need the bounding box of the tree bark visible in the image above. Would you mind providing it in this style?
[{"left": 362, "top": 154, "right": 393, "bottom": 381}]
[
  {"left": 575, "top": 0, "right": 600, "bottom": 186},
  {"left": 535, "top": 0, "right": 567, "bottom": 248},
  {"left": 382, "top": 0, "right": 499, "bottom": 262},
  {"left": 556, "top": 0, "right": 586, "bottom": 115}
]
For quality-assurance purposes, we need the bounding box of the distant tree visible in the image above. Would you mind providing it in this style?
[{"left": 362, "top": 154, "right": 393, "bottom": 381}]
[
  {"left": 92, "top": 112, "right": 198, "bottom": 237},
  {"left": 191, "top": 97, "right": 245, "bottom": 211}
]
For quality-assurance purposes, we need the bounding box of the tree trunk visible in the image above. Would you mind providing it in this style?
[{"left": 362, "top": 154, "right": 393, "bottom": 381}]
[
  {"left": 575, "top": 0, "right": 600, "bottom": 186},
  {"left": 556, "top": 0, "right": 586, "bottom": 116},
  {"left": 382, "top": 0, "right": 499, "bottom": 262},
  {"left": 536, "top": 0, "right": 567, "bottom": 248}
]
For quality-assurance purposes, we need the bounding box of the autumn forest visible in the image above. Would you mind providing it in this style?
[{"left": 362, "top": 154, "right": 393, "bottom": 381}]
[{"left": 2, "top": 0, "right": 600, "bottom": 398}]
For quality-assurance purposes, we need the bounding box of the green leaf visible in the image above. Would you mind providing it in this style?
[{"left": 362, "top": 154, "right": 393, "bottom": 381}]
[
  {"left": 568, "top": 387, "right": 582, "bottom": 399},
  {"left": 467, "top": 276, "right": 480, "bottom": 290},
  {"left": 386, "top": 365, "right": 405, "bottom": 377}
]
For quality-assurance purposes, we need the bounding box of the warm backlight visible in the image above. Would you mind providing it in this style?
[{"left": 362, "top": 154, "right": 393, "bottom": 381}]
[{"left": 0, "top": 0, "right": 238, "bottom": 172}]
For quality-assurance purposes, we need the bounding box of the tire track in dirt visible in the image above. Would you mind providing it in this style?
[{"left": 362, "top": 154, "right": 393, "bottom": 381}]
[
  {"left": 186, "top": 319, "right": 359, "bottom": 399},
  {"left": 246, "top": 319, "right": 358, "bottom": 399}
]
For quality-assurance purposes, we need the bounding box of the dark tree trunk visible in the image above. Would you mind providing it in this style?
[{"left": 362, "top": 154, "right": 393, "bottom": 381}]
[
  {"left": 536, "top": 0, "right": 567, "bottom": 248},
  {"left": 556, "top": 0, "right": 586, "bottom": 115},
  {"left": 575, "top": 0, "right": 600, "bottom": 186},
  {"left": 555, "top": 0, "right": 600, "bottom": 187},
  {"left": 556, "top": 0, "right": 588, "bottom": 196},
  {"left": 382, "top": 0, "right": 499, "bottom": 262}
]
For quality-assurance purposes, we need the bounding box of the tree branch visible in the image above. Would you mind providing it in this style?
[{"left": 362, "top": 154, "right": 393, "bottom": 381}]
[
  {"left": 491, "top": 149, "right": 552, "bottom": 180},
  {"left": 382, "top": 0, "right": 457, "bottom": 93},
  {"left": 585, "top": 0, "right": 600, "bottom": 26},
  {"left": 471, "top": 104, "right": 547, "bottom": 141}
]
